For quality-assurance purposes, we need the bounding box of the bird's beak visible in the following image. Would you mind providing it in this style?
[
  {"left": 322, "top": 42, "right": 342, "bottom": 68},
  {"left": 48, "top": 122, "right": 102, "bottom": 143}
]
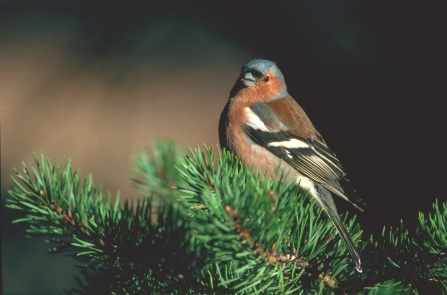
[{"left": 241, "top": 72, "right": 256, "bottom": 87}]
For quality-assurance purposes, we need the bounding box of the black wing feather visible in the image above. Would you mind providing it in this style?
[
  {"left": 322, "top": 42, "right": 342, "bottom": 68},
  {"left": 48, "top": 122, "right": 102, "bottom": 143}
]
[{"left": 243, "top": 106, "right": 363, "bottom": 209}]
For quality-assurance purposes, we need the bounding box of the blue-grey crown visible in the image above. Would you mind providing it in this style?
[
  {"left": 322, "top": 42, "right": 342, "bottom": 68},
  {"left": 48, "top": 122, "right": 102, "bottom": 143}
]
[
  {"left": 241, "top": 59, "right": 288, "bottom": 98},
  {"left": 242, "top": 59, "right": 275, "bottom": 74}
]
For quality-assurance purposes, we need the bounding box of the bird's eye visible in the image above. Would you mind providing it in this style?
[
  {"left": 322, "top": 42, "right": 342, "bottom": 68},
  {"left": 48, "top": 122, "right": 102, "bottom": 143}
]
[{"left": 263, "top": 76, "right": 269, "bottom": 82}]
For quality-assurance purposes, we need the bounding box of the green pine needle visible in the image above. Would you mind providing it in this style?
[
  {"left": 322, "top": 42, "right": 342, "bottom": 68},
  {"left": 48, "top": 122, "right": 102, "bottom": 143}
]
[{"left": 5, "top": 140, "right": 447, "bottom": 294}]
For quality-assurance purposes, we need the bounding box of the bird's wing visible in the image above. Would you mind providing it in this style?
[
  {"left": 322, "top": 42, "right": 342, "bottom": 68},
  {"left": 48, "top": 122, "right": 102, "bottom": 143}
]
[{"left": 244, "top": 102, "right": 363, "bottom": 210}]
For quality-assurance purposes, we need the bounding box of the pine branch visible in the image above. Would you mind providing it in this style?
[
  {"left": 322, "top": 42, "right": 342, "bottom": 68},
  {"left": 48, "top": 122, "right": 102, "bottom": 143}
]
[
  {"left": 6, "top": 151, "right": 209, "bottom": 294},
  {"left": 123, "top": 143, "right": 364, "bottom": 293},
  {"left": 5, "top": 140, "right": 447, "bottom": 294}
]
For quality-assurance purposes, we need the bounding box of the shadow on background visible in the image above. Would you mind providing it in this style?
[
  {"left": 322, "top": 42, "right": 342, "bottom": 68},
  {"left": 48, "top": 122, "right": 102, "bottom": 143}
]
[{"left": 1, "top": 1, "right": 445, "bottom": 294}]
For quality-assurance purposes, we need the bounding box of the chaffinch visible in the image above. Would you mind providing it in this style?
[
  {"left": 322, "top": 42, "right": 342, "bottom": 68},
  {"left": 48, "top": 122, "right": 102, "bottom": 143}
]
[{"left": 219, "top": 59, "right": 364, "bottom": 273}]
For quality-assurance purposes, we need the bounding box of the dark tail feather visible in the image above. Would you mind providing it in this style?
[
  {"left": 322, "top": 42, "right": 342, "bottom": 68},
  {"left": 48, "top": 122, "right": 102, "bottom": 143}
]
[{"left": 314, "top": 185, "right": 362, "bottom": 273}]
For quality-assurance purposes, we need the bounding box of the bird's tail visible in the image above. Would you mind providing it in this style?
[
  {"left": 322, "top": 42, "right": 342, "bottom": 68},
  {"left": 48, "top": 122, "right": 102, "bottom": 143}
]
[{"left": 313, "top": 185, "right": 362, "bottom": 273}]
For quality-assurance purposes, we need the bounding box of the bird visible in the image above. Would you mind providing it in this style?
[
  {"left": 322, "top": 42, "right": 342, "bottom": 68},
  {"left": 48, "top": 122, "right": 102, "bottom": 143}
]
[{"left": 219, "top": 59, "right": 364, "bottom": 273}]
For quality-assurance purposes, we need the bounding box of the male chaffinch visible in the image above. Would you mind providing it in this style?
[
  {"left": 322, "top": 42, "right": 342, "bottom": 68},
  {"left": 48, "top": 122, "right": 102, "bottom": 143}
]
[{"left": 219, "top": 59, "right": 364, "bottom": 273}]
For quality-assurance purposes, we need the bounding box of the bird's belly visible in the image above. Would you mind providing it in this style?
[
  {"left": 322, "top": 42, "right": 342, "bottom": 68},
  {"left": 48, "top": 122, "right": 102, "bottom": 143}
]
[
  {"left": 294, "top": 174, "right": 318, "bottom": 196},
  {"left": 241, "top": 140, "right": 314, "bottom": 189},
  {"left": 238, "top": 143, "right": 280, "bottom": 178}
]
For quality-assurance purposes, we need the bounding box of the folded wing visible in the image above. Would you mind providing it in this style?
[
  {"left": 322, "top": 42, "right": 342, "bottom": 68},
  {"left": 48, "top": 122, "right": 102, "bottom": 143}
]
[{"left": 244, "top": 102, "right": 363, "bottom": 210}]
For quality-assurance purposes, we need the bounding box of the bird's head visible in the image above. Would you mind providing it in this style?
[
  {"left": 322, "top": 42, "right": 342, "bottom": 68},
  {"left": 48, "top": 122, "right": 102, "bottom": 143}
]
[{"left": 238, "top": 59, "right": 288, "bottom": 101}]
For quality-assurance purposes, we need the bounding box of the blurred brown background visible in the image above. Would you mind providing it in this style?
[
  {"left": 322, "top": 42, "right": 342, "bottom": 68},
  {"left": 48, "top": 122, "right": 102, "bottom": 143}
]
[{"left": 1, "top": 1, "right": 446, "bottom": 294}]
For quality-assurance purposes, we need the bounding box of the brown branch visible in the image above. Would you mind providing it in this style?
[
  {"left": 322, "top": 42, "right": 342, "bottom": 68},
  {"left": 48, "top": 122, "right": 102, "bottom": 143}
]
[{"left": 224, "top": 205, "right": 308, "bottom": 268}]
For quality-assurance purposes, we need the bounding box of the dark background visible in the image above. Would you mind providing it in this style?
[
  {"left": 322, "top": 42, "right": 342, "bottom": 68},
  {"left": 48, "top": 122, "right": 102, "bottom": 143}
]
[{"left": 2, "top": 1, "right": 445, "bottom": 294}]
